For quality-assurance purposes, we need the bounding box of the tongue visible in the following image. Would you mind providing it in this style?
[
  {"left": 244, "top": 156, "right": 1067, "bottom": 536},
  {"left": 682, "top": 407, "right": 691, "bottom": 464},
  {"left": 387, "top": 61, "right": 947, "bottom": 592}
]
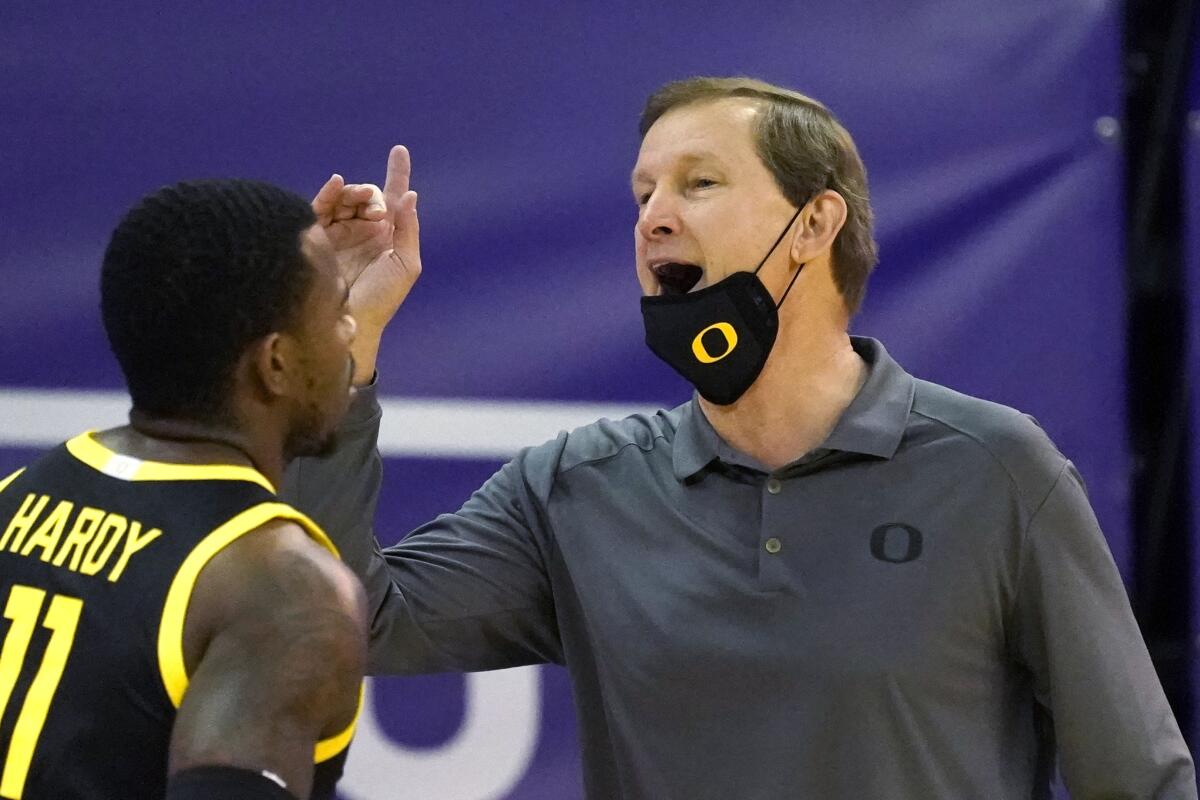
[{"left": 657, "top": 263, "right": 703, "bottom": 294}]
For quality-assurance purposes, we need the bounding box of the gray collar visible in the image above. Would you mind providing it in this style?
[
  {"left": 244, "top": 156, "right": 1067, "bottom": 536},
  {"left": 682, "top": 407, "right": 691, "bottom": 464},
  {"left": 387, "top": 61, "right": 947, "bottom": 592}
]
[{"left": 671, "top": 336, "right": 915, "bottom": 480}]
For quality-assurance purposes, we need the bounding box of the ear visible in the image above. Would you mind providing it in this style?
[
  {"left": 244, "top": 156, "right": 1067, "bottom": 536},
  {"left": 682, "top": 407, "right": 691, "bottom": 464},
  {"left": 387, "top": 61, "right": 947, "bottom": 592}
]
[
  {"left": 246, "top": 332, "right": 299, "bottom": 401},
  {"left": 789, "top": 189, "right": 848, "bottom": 264}
]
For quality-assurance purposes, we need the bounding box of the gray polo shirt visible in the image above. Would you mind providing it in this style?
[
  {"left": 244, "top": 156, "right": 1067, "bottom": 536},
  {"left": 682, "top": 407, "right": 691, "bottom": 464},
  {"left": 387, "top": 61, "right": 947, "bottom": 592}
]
[{"left": 287, "top": 337, "right": 1195, "bottom": 800}]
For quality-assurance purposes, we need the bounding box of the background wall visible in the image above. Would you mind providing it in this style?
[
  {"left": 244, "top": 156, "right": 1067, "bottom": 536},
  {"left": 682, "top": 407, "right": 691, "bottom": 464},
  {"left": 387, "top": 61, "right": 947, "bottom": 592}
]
[{"left": 0, "top": 2, "right": 1145, "bottom": 797}]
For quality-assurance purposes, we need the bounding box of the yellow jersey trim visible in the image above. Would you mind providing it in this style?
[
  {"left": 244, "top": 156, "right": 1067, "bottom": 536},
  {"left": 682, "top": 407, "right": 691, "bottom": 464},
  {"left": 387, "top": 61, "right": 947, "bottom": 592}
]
[
  {"left": 66, "top": 431, "right": 276, "bottom": 494},
  {"left": 0, "top": 467, "right": 25, "bottom": 494},
  {"left": 157, "top": 502, "right": 340, "bottom": 709},
  {"left": 315, "top": 683, "right": 364, "bottom": 763}
]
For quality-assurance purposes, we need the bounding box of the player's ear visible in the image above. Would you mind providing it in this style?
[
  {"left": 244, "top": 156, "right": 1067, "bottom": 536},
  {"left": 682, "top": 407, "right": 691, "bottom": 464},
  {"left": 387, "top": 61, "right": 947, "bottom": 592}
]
[{"left": 247, "top": 331, "right": 300, "bottom": 400}]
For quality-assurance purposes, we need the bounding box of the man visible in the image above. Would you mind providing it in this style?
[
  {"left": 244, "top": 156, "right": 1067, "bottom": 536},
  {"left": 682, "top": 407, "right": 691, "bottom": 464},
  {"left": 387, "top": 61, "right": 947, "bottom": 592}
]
[
  {"left": 309, "top": 79, "right": 1196, "bottom": 798},
  {"left": 0, "top": 159, "right": 419, "bottom": 800}
]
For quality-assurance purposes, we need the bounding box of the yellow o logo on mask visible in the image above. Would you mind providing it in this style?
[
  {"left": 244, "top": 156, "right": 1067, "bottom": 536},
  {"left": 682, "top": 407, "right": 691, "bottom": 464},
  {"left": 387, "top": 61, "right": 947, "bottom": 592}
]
[{"left": 692, "top": 322, "right": 739, "bottom": 364}]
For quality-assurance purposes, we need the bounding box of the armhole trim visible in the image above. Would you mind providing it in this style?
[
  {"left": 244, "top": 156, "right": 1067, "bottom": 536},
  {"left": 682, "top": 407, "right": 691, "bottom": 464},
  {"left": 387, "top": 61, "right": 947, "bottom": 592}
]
[
  {"left": 0, "top": 467, "right": 25, "bottom": 495},
  {"left": 157, "top": 502, "right": 341, "bottom": 708},
  {"left": 314, "top": 682, "right": 364, "bottom": 763}
]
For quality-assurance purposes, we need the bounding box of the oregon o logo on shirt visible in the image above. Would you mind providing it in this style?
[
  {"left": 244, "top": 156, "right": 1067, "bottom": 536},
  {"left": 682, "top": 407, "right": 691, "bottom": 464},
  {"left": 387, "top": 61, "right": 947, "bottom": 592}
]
[
  {"left": 691, "top": 322, "right": 738, "bottom": 364},
  {"left": 870, "top": 523, "right": 923, "bottom": 564}
]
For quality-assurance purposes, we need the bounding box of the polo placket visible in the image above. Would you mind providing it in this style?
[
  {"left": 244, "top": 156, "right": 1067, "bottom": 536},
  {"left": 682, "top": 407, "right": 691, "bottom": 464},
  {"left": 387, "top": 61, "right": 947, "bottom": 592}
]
[{"left": 758, "top": 470, "right": 794, "bottom": 592}]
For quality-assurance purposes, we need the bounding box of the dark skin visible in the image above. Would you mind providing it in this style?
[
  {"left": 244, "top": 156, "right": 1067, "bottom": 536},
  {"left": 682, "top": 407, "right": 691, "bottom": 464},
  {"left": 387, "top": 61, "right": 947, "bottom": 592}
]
[
  {"left": 90, "top": 145, "right": 420, "bottom": 796},
  {"left": 93, "top": 223, "right": 368, "bottom": 798},
  {"left": 167, "top": 521, "right": 366, "bottom": 797}
]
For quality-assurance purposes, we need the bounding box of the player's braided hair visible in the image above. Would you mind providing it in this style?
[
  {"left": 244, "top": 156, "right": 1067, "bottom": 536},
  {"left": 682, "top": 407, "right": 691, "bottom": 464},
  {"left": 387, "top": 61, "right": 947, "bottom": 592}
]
[{"left": 101, "top": 179, "right": 317, "bottom": 422}]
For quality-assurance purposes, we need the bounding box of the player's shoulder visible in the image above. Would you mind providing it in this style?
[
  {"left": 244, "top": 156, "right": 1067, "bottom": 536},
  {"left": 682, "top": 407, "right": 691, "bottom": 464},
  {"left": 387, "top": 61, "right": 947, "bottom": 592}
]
[
  {"left": 909, "top": 377, "right": 1067, "bottom": 488},
  {"left": 0, "top": 465, "right": 27, "bottom": 494},
  {"left": 197, "top": 516, "right": 366, "bottom": 638},
  {"left": 240, "top": 518, "right": 364, "bottom": 615},
  {"left": 0, "top": 438, "right": 77, "bottom": 492}
]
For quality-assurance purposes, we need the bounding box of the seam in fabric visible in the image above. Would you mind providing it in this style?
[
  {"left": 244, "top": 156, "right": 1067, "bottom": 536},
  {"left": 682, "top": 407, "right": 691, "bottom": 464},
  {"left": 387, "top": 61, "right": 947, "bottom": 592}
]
[
  {"left": 909, "top": 408, "right": 1063, "bottom": 522},
  {"left": 1003, "top": 461, "right": 1072, "bottom": 652},
  {"left": 558, "top": 432, "right": 670, "bottom": 477}
]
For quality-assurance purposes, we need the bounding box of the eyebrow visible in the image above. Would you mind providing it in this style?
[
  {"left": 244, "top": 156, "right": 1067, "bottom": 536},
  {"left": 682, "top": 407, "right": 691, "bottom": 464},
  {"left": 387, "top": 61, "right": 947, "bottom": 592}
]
[{"left": 630, "top": 151, "right": 726, "bottom": 187}]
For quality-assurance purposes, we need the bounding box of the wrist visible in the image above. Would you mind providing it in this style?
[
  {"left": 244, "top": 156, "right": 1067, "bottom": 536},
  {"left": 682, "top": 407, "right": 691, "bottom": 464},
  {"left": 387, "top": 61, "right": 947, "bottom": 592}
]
[{"left": 350, "top": 331, "right": 383, "bottom": 387}]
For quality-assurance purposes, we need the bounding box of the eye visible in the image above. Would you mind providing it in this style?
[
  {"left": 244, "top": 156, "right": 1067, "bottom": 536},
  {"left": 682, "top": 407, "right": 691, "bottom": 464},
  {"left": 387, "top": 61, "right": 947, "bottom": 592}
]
[
  {"left": 635, "top": 191, "right": 651, "bottom": 206},
  {"left": 691, "top": 177, "right": 717, "bottom": 190}
]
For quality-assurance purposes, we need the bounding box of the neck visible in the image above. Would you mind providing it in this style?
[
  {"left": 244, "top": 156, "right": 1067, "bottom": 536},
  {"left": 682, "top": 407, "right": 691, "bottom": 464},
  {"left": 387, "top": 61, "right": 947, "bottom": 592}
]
[
  {"left": 120, "top": 411, "right": 286, "bottom": 489},
  {"left": 698, "top": 309, "right": 866, "bottom": 471}
]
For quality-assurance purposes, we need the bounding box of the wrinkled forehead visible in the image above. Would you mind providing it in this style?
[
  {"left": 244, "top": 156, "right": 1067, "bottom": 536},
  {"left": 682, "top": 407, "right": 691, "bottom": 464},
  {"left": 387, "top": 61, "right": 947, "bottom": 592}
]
[{"left": 631, "top": 98, "right": 763, "bottom": 184}]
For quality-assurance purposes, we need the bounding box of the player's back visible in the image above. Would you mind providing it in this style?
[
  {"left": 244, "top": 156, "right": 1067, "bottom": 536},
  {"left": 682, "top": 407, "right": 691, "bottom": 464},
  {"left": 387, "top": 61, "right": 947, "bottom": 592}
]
[{"left": 0, "top": 431, "right": 353, "bottom": 800}]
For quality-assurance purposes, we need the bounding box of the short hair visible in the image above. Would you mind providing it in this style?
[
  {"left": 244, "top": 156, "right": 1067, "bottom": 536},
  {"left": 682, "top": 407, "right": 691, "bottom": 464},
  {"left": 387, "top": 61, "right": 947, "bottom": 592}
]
[
  {"left": 640, "top": 77, "right": 878, "bottom": 314},
  {"left": 101, "top": 179, "right": 317, "bottom": 421}
]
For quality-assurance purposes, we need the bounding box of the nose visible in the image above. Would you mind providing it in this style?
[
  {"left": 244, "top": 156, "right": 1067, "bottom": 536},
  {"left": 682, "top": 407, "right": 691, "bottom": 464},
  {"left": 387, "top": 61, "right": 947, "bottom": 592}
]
[
  {"left": 637, "top": 190, "right": 680, "bottom": 240},
  {"left": 343, "top": 312, "right": 357, "bottom": 344}
]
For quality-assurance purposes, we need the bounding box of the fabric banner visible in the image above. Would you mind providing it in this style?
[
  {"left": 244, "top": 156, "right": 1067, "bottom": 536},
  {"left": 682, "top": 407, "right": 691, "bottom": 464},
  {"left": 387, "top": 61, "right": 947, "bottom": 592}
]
[{"left": 0, "top": 3, "right": 1126, "bottom": 797}]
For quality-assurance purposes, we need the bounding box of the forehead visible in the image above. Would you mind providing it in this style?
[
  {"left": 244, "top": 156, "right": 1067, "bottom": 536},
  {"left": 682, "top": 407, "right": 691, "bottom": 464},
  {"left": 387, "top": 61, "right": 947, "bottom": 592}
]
[
  {"left": 300, "top": 223, "right": 338, "bottom": 283},
  {"left": 632, "top": 98, "right": 762, "bottom": 181}
]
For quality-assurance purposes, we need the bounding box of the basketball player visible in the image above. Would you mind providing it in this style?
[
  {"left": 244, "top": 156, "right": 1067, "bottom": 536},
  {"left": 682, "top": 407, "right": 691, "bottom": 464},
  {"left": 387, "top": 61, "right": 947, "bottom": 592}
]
[{"left": 0, "top": 172, "right": 415, "bottom": 799}]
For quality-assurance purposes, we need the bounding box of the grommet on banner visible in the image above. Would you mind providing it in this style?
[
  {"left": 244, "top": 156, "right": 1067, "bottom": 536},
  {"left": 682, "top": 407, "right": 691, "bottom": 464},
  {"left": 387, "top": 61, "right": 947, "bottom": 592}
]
[{"left": 1094, "top": 115, "right": 1121, "bottom": 143}]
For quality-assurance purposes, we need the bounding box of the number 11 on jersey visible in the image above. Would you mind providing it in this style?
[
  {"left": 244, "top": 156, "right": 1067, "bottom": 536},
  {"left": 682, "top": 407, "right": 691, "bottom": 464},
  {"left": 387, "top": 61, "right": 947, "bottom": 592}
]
[{"left": 0, "top": 585, "right": 83, "bottom": 800}]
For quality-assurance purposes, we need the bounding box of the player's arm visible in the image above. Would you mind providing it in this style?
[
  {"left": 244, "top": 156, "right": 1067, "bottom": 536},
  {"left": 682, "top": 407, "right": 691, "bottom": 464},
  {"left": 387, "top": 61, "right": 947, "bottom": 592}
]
[{"left": 164, "top": 520, "right": 368, "bottom": 800}]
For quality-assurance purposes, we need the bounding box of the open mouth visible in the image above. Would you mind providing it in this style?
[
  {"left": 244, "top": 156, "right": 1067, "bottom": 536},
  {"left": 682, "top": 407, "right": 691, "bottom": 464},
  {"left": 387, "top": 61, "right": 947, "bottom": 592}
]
[{"left": 653, "top": 263, "right": 704, "bottom": 295}]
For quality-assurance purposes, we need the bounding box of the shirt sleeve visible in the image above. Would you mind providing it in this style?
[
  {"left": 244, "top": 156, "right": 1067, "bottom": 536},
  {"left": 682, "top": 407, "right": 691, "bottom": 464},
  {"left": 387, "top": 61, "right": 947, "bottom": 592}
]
[
  {"left": 280, "top": 380, "right": 384, "bottom": 582},
  {"left": 372, "top": 441, "right": 564, "bottom": 673},
  {"left": 280, "top": 381, "right": 563, "bottom": 675},
  {"left": 1009, "top": 462, "right": 1196, "bottom": 799}
]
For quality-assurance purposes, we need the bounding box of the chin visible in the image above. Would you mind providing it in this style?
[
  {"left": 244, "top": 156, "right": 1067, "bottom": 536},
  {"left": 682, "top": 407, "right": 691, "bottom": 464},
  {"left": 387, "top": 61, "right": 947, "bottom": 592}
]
[{"left": 284, "top": 428, "right": 339, "bottom": 462}]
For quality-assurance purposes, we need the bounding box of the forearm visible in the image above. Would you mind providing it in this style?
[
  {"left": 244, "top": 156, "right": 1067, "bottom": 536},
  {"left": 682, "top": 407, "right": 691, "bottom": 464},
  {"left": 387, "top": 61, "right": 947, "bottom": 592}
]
[
  {"left": 369, "top": 525, "right": 563, "bottom": 674},
  {"left": 315, "top": 529, "right": 560, "bottom": 676},
  {"left": 280, "top": 381, "right": 561, "bottom": 676}
]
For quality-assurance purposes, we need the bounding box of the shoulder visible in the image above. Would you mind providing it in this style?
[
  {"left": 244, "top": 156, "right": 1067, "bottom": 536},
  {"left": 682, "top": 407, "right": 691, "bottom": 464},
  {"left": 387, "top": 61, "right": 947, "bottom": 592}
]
[
  {"left": 221, "top": 518, "right": 365, "bottom": 628},
  {"left": 511, "top": 405, "right": 681, "bottom": 476},
  {"left": 558, "top": 407, "right": 681, "bottom": 472},
  {"left": 242, "top": 519, "right": 365, "bottom": 609},
  {"left": 482, "top": 405, "right": 680, "bottom": 506},
  {"left": 908, "top": 378, "right": 1068, "bottom": 504},
  {"left": 185, "top": 518, "right": 367, "bottom": 670},
  {"left": 0, "top": 465, "right": 26, "bottom": 495}
]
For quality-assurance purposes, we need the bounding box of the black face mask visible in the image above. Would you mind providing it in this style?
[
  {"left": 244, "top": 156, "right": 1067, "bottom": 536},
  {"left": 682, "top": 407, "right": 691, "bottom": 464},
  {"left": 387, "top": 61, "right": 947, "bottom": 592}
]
[{"left": 640, "top": 206, "right": 804, "bottom": 406}]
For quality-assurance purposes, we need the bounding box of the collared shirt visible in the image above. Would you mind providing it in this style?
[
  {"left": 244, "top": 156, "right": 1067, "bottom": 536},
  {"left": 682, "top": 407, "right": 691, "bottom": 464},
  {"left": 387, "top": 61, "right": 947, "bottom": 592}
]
[{"left": 298, "top": 337, "right": 1195, "bottom": 800}]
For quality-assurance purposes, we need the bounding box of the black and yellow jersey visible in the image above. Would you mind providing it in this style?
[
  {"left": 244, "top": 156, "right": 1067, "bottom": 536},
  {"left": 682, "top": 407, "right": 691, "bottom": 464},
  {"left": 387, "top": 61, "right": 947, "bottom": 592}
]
[{"left": 0, "top": 432, "right": 359, "bottom": 800}]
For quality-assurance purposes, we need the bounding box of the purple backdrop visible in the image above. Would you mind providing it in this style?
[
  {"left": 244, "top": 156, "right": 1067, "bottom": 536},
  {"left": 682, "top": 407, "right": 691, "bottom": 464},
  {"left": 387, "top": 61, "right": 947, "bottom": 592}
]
[{"left": 0, "top": 3, "right": 1129, "bottom": 797}]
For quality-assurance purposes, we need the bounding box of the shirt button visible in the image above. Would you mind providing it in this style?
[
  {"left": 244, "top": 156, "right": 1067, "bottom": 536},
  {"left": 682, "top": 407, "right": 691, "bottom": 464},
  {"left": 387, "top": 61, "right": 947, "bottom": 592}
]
[
  {"left": 766, "top": 478, "right": 782, "bottom": 495},
  {"left": 764, "top": 537, "right": 782, "bottom": 554}
]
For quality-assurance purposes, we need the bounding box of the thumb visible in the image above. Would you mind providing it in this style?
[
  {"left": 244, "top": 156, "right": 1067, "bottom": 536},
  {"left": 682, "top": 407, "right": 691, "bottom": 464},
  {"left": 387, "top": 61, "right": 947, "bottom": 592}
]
[
  {"left": 391, "top": 190, "right": 420, "bottom": 257},
  {"left": 311, "top": 173, "right": 344, "bottom": 224}
]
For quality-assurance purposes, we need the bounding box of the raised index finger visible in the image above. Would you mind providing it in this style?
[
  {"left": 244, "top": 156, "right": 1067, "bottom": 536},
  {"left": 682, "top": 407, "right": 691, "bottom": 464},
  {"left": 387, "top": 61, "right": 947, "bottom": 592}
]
[{"left": 382, "top": 145, "right": 411, "bottom": 210}]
